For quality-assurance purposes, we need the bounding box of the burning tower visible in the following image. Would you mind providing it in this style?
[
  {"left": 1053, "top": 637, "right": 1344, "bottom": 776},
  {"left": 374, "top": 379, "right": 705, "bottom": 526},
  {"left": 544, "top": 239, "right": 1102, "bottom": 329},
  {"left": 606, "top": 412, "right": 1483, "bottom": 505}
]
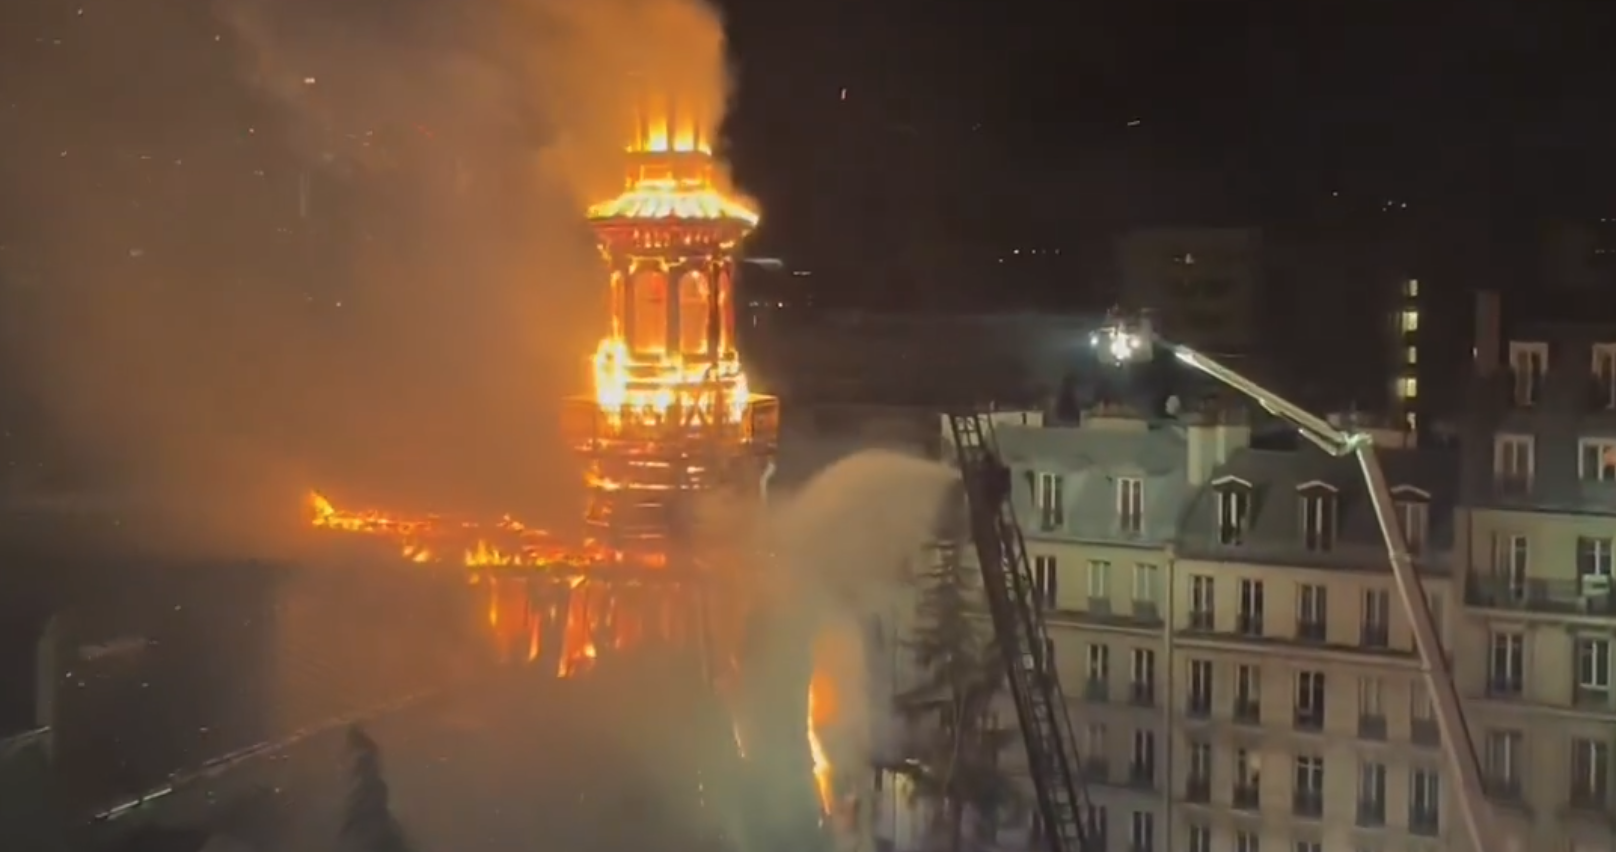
[{"left": 308, "top": 96, "right": 778, "bottom": 680}]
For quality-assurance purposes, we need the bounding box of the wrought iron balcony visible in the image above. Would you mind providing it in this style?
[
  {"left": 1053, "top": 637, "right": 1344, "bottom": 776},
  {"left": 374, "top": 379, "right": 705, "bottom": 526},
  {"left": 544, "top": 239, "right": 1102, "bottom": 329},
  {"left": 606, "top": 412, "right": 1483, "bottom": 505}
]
[
  {"left": 1232, "top": 699, "right": 1261, "bottom": 725},
  {"left": 1232, "top": 784, "right": 1259, "bottom": 810},
  {"left": 1126, "top": 761, "right": 1155, "bottom": 789},
  {"left": 1185, "top": 693, "right": 1212, "bottom": 719},
  {"left": 1357, "top": 714, "right": 1387, "bottom": 741},
  {"left": 1408, "top": 806, "right": 1440, "bottom": 836},
  {"left": 1084, "top": 678, "right": 1110, "bottom": 702},
  {"left": 1292, "top": 790, "right": 1324, "bottom": 819},
  {"left": 1411, "top": 717, "right": 1440, "bottom": 747},
  {"left": 1184, "top": 775, "right": 1211, "bottom": 803},
  {"left": 1355, "top": 799, "right": 1385, "bottom": 827},
  {"left": 1293, "top": 707, "right": 1325, "bottom": 733},
  {"left": 1467, "top": 573, "right": 1616, "bottom": 617},
  {"left": 1296, "top": 619, "right": 1327, "bottom": 643},
  {"left": 1359, "top": 623, "right": 1390, "bottom": 649},
  {"left": 1129, "top": 682, "right": 1155, "bottom": 707},
  {"left": 1187, "top": 609, "right": 1214, "bottom": 631},
  {"left": 1236, "top": 613, "right": 1264, "bottom": 637}
]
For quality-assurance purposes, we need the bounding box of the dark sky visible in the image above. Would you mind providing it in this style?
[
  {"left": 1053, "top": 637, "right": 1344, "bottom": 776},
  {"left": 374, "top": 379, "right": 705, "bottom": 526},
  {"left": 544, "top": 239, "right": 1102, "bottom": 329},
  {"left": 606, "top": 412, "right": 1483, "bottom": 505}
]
[{"left": 722, "top": 0, "right": 1616, "bottom": 251}]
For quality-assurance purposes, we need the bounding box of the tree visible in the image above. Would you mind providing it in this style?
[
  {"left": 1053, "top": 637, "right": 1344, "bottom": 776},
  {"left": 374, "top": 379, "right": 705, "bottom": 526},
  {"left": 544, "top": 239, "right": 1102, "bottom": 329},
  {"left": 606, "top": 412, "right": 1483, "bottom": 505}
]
[
  {"left": 893, "top": 541, "right": 1020, "bottom": 852},
  {"left": 341, "top": 724, "right": 411, "bottom": 852}
]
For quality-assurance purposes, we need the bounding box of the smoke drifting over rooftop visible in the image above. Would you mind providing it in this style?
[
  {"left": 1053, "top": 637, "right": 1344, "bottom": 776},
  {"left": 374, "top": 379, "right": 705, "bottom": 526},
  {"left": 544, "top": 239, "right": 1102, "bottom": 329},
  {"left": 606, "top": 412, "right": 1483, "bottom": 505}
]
[{"left": 0, "top": 0, "right": 740, "bottom": 556}]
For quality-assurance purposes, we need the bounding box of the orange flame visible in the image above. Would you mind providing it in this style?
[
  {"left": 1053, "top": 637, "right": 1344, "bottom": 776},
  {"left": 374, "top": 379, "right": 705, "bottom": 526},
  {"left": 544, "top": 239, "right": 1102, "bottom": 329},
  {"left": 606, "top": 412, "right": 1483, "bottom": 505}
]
[{"left": 808, "top": 675, "right": 834, "bottom": 814}]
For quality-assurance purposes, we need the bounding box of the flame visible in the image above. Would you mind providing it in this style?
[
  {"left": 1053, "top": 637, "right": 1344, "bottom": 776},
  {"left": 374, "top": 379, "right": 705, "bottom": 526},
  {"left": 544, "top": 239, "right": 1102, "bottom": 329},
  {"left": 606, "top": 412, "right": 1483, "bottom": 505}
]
[
  {"left": 589, "top": 107, "right": 757, "bottom": 225},
  {"left": 808, "top": 677, "right": 834, "bottom": 814},
  {"left": 590, "top": 337, "right": 751, "bottom": 430}
]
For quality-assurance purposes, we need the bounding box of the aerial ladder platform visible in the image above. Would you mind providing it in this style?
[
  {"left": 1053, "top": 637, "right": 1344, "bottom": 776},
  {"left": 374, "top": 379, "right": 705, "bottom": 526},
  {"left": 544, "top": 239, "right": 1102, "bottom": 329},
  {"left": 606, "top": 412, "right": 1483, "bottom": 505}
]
[{"left": 945, "top": 412, "right": 1097, "bottom": 852}]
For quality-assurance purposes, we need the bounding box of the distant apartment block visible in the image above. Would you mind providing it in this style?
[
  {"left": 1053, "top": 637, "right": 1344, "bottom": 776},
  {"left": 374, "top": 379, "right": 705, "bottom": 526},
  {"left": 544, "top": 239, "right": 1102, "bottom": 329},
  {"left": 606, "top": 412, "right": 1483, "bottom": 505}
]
[{"left": 1115, "top": 228, "right": 1261, "bottom": 358}]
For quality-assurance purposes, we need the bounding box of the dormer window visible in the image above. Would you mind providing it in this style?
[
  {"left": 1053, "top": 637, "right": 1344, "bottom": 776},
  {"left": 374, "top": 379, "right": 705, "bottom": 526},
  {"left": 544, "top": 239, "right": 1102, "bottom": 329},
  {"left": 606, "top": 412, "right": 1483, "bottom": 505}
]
[
  {"left": 1509, "top": 341, "right": 1547, "bottom": 407},
  {"left": 1392, "top": 486, "right": 1431, "bottom": 555},
  {"left": 1298, "top": 482, "right": 1338, "bottom": 552},
  {"left": 1213, "top": 476, "right": 1252, "bottom": 545},
  {"left": 1116, "top": 476, "right": 1144, "bottom": 535}
]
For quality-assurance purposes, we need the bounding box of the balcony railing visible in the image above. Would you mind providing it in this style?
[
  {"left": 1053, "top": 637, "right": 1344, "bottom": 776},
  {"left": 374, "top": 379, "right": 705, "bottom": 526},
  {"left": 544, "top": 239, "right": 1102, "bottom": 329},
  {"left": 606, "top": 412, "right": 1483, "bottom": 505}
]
[
  {"left": 1355, "top": 800, "right": 1385, "bottom": 827},
  {"left": 1483, "top": 776, "right": 1523, "bottom": 803},
  {"left": 1186, "top": 694, "right": 1212, "bottom": 719},
  {"left": 1486, "top": 676, "right": 1525, "bottom": 698},
  {"left": 1357, "top": 714, "right": 1387, "bottom": 741},
  {"left": 1296, "top": 619, "right": 1327, "bottom": 643},
  {"left": 1360, "top": 623, "right": 1390, "bottom": 649},
  {"left": 1184, "top": 776, "right": 1210, "bottom": 803},
  {"left": 1233, "top": 699, "right": 1261, "bottom": 725},
  {"left": 1408, "top": 807, "right": 1440, "bottom": 836},
  {"left": 1088, "top": 597, "right": 1113, "bottom": 616},
  {"left": 1573, "top": 684, "right": 1611, "bottom": 709},
  {"left": 1084, "top": 678, "right": 1109, "bottom": 702},
  {"left": 1293, "top": 790, "right": 1324, "bottom": 818},
  {"left": 1130, "top": 600, "right": 1161, "bottom": 622},
  {"left": 1236, "top": 613, "right": 1263, "bottom": 637},
  {"left": 1467, "top": 574, "right": 1616, "bottom": 617},
  {"left": 1411, "top": 717, "right": 1440, "bottom": 747},
  {"left": 1129, "top": 682, "right": 1155, "bottom": 707},
  {"left": 1232, "top": 784, "right": 1259, "bottom": 810},
  {"left": 1188, "top": 609, "right": 1214, "bottom": 631},
  {"left": 1294, "top": 708, "right": 1325, "bottom": 732},
  {"left": 1568, "top": 787, "right": 1609, "bottom": 812},
  {"left": 1126, "top": 762, "right": 1154, "bottom": 789}
]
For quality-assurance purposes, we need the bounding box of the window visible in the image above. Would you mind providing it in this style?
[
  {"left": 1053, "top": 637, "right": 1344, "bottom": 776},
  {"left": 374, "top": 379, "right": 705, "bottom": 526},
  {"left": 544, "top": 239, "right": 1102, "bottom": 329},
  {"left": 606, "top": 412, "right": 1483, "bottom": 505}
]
[
  {"left": 1129, "top": 810, "right": 1154, "bottom": 852},
  {"left": 1189, "top": 575, "right": 1214, "bottom": 630},
  {"left": 1493, "top": 433, "right": 1534, "bottom": 491},
  {"left": 1484, "top": 729, "right": 1521, "bottom": 796},
  {"left": 1361, "top": 589, "right": 1390, "bottom": 647},
  {"left": 1087, "top": 560, "right": 1111, "bottom": 603},
  {"left": 1186, "top": 823, "right": 1211, "bottom": 852},
  {"left": 1577, "top": 637, "right": 1610, "bottom": 693},
  {"left": 1294, "top": 841, "right": 1321, "bottom": 852},
  {"left": 1508, "top": 341, "right": 1547, "bottom": 406},
  {"left": 1036, "top": 471, "right": 1064, "bottom": 529},
  {"left": 1188, "top": 659, "right": 1213, "bottom": 716},
  {"left": 1397, "top": 497, "right": 1429, "bottom": 554},
  {"left": 1399, "top": 308, "right": 1419, "bottom": 334},
  {"left": 1238, "top": 579, "right": 1265, "bottom": 636},
  {"left": 1087, "top": 643, "right": 1110, "bottom": 683},
  {"left": 1042, "top": 636, "right": 1055, "bottom": 673},
  {"left": 1130, "top": 729, "right": 1155, "bottom": 783},
  {"left": 1234, "top": 664, "right": 1261, "bottom": 721},
  {"left": 1215, "top": 480, "right": 1251, "bottom": 545},
  {"left": 1358, "top": 676, "right": 1385, "bottom": 722},
  {"left": 1358, "top": 761, "right": 1387, "bottom": 824},
  {"left": 629, "top": 269, "right": 670, "bottom": 352},
  {"left": 1299, "top": 487, "right": 1338, "bottom": 551},
  {"left": 1406, "top": 344, "right": 1418, "bottom": 365},
  {"left": 1132, "top": 563, "right": 1160, "bottom": 608},
  {"left": 1295, "top": 671, "right": 1325, "bottom": 729},
  {"left": 1409, "top": 768, "right": 1440, "bottom": 833},
  {"left": 1187, "top": 739, "right": 1212, "bottom": 787},
  {"left": 1085, "top": 806, "right": 1108, "bottom": 847},
  {"left": 1294, "top": 755, "right": 1325, "bottom": 816},
  {"left": 676, "top": 270, "right": 712, "bottom": 355},
  {"left": 1116, "top": 476, "right": 1144, "bottom": 534},
  {"left": 1579, "top": 537, "right": 1614, "bottom": 577},
  {"left": 1235, "top": 831, "right": 1259, "bottom": 852},
  {"left": 1397, "top": 376, "right": 1418, "bottom": 400},
  {"left": 1297, "top": 584, "right": 1327, "bottom": 641},
  {"left": 1404, "top": 278, "right": 1419, "bottom": 298},
  {"left": 1032, "top": 555, "right": 1058, "bottom": 610},
  {"left": 1492, "top": 533, "right": 1529, "bottom": 596},
  {"left": 1579, "top": 439, "right": 1616, "bottom": 482},
  {"left": 1131, "top": 648, "right": 1156, "bottom": 704},
  {"left": 1083, "top": 722, "right": 1107, "bottom": 771},
  {"left": 1571, "top": 737, "right": 1610, "bottom": 807},
  {"left": 1488, "top": 631, "right": 1524, "bottom": 696},
  {"left": 1234, "top": 747, "right": 1260, "bottom": 803},
  {"left": 1594, "top": 342, "right": 1616, "bottom": 409}
]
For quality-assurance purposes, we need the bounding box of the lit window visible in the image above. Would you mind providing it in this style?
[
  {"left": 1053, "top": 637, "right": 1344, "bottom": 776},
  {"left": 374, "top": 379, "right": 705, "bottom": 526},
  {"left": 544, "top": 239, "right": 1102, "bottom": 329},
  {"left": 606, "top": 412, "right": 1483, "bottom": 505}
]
[
  {"left": 1406, "top": 345, "right": 1418, "bottom": 365},
  {"left": 1404, "top": 278, "right": 1419, "bottom": 298},
  {"left": 1397, "top": 377, "right": 1418, "bottom": 399},
  {"left": 1399, "top": 309, "right": 1419, "bottom": 333}
]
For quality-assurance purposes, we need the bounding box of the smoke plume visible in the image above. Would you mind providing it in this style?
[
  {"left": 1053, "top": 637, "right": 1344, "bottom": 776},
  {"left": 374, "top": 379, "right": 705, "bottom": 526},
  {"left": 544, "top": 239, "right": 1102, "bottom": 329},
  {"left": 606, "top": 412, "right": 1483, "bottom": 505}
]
[
  {"left": 745, "top": 449, "right": 957, "bottom": 822},
  {"left": 0, "top": 0, "right": 738, "bottom": 556}
]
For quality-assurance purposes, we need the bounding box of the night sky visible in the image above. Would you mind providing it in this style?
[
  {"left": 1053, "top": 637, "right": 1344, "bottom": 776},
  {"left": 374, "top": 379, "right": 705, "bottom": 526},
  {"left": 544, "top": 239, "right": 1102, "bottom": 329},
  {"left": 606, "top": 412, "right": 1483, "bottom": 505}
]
[{"left": 0, "top": 0, "right": 1612, "bottom": 494}]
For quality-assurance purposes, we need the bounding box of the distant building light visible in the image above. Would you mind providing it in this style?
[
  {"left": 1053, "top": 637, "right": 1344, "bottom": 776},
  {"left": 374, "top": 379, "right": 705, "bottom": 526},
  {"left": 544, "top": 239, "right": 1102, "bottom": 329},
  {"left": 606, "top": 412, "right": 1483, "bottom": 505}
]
[
  {"left": 1406, "top": 345, "right": 1418, "bottom": 366},
  {"left": 1400, "top": 309, "right": 1419, "bottom": 334},
  {"left": 1404, "top": 278, "right": 1419, "bottom": 298}
]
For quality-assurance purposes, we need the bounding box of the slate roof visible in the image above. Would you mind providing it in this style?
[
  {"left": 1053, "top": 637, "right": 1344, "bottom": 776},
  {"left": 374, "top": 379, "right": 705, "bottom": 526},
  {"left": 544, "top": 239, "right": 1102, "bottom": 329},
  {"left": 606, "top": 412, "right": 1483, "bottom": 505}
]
[
  {"left": 1175, "top": 443, "right": 1460, "bottom": 569},
  {"left": 995, "top": 420, "right": 1191, "bottom": 546}
]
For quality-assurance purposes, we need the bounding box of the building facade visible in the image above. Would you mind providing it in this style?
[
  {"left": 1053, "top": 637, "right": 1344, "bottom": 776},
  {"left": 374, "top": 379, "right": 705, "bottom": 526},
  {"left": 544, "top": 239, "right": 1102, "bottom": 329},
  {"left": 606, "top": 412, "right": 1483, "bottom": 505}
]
[
  {"left": 1454, "top": 306, "right": 1616, "bottom": 852},
  {"left": 921, "top": 400, "right": 1480, "bottom": 852}
]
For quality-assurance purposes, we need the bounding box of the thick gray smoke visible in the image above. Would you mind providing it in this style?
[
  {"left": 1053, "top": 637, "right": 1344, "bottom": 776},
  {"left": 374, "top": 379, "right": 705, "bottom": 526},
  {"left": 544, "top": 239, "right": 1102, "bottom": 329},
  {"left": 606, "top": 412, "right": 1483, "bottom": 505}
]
[
  {"left": 0, "top": 0, "right": 738, "bottom": 557},
  {"left": 751, "top": 449, "right": 958, "bottom": 820}
]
